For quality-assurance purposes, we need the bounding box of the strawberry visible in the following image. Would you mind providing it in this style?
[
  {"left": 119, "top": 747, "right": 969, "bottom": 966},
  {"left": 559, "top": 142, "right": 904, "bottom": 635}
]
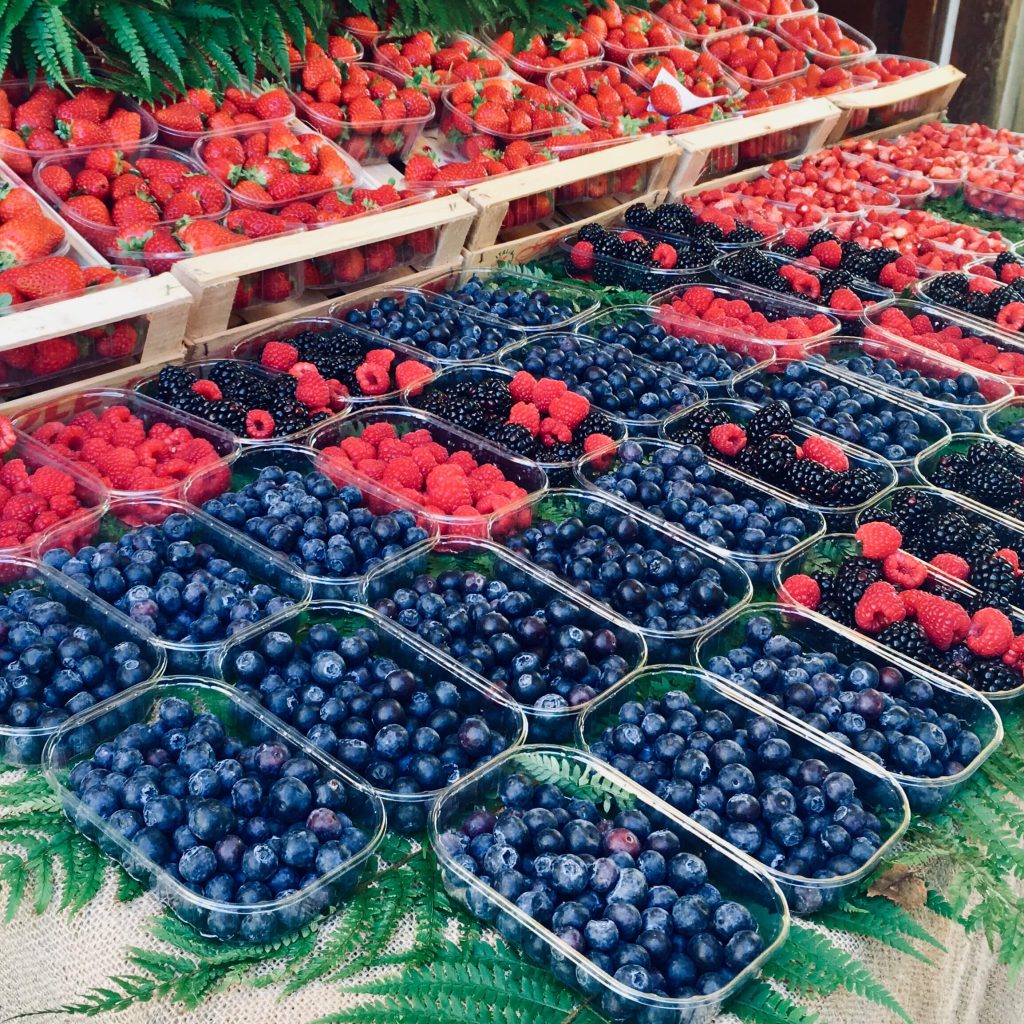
[
  {"left": 8, "top": 257, "right": 85, "bottom": 301},
  {"left": 780, "top": 573, "right": 820, "bottom": 610},
  {"left": 0, "top": 216, "right": 64, "bottom": 268},
  {"left": 855, "top": 521, "right": 902, "bottom": 560},
  {"left": 29, "top": 336, "right": 78, "bottom": 375},
  {"left": 570, "top": 240, "right": 594, "bottom": 271},
  {"left": 649, "top": 83, "right": 682, "bottom": 116},
  {"left": 155, "top": 102, "right": 204, "bottom": 133}
]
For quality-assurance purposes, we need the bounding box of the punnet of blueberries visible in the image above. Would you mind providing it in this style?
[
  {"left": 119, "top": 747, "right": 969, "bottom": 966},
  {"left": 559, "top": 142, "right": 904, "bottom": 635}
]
[
  {"left": 0, "top": 575, "right": 158, "bottom": 762},
  {"left": 499, "top": 493, "right": 748, "bottom": 650},
  {"left": 40, "top": 510, "right": 302, "bottom": 668},
  {"left": 436, "top": 757, "right": 781, "bottom": 1016},
  {"left": 734, "top": 362, "right": 949, "bottom": 465},
  {"left": 367, "top": 547, "right": 645, "bottom": 731},
  {"left": 198, "top": 459, "right": 432, "bottom": 593},
  {"left": 698, "top": 611, "right": 991, "bottom": 812},
  {"left": 584, "top": 669, "right": 906, "bottom": 913},
  {"left": 223, "top": 606, "right": 527, "bottom": 832},
  {"left": 582, "top": 440, "right": 823, "bottom": 584},
  {"left": 337, "top": 291, "right": 522, "bottom": 363},
  {"left": 577, "top": 310, "right": 762, "bottom": 391},
  {"left": 60, "top": 688, "right": 381, "bottom": 941},
  {"left": 440, "top": 274, "right": 589, "bottom": 330}
]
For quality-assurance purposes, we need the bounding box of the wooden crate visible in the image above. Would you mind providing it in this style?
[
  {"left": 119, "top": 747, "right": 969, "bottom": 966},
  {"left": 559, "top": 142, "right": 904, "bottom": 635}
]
[
  {"left": 463, "top": 189, "right": 668, "bottom": 269},
  {"left": 463, "top": 135, "right": 680, "bottom": 251},
  {"left": 828, "top": 64, "right": 965, "bottom": 144},
  {"left": 171, "top": 194, "right": 478, "bottom": 342},
  {"left": 669, "top": 98, "right": 843, "bottom": 192}
]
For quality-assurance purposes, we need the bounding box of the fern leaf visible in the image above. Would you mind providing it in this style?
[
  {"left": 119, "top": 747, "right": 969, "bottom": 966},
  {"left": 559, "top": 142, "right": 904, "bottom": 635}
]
[
  {"left": 729, "top": 979, "right": 821, "bottom": 1024},
  {"left": 126, "top": 7, "right": 185, "bottom": 89},
  {"left": 515, "top": 750, "right": 635, "bottom": 812},
  {"left": 100, "top": 3, "right": 151, "bottom": 86}
]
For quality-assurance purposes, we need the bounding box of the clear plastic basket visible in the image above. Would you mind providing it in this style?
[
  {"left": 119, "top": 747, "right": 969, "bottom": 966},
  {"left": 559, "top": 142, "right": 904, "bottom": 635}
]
[
  {"left": 837, "top": 153, "right": 936, "bottom": 209},
  {"left": 576, "top": 664, "right": 911, "bottom": 913},
  {"left": 701, "top": 26, "right": 809, "bottom": 92},
  {"left": 307, "top": 405, "right": 549, "bottom": 540},
  {"left": 477, "top": 27, "right": 605, "bottom": 82},
  {"left": 774, "top": 13, "right": 876, "bottom": 68},
  {"left": 0, "top": 555, "right": 166, "bottom": 765},
  {"left": 216, "top": 600, "right": 527, "bottom": 833},
  {"left": 429, "top": 743, "right": 789, "bottom": 1022},
  {"left": 653, "top": 0, "right": 753, "bottom": 39},
  {"left": 692, "top": 602, "right": 1003, "bottom": 810},
  {"left": 37, "top": 496, "right": 312, "bottom": 672},
  {"left": 43, "top": 677, "right": 385, "bottom": 940},
  {"left": 182, "top": 443, "right": 439, "bottom": 599},
  {"left": 360, "top": 539, "right": 649, "bottom": 740},
  {"left": 574, "top": 435, "right": 827, "bottom": 587}
]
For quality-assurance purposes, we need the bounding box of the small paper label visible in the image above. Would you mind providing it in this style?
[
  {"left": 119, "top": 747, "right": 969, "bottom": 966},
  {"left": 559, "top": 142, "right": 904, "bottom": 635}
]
[{"left": 647, "top": 67, "right": 711, "bottom": 116}]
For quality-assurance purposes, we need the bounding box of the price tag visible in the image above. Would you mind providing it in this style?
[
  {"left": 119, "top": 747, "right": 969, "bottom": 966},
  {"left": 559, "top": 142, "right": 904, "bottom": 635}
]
[{"left": 647, "top": 67, "right": 712, "bottom": 116}]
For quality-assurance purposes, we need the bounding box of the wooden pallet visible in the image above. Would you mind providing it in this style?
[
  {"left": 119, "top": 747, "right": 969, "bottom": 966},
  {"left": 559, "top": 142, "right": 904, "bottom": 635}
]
[
  {"left": 669, "top": 98, "right": 843, "bottom": 192},
  {"left": 171, "top": 194, "right": 478, "bottom": 342},
  {"left": 463, "top": 135, "right": 680, "bottom": 251},
  {"left": 828, "top": 64, "right": 965, "bottom": 145}
]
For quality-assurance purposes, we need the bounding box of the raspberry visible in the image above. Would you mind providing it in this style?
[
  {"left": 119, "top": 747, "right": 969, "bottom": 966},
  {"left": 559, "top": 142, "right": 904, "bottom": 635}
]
[
  {"left": 3, "top": 492, "right": 47, "bottom": 523},
  {"left": 930, "top": 553, "right": 970, "bottom": 580},
  {"left": 96, "top": 447, "right": 139, "bottom": 488},
  {"left": 425, "top": 464, "right": 472, "bottom": 513},
  {"left": 829, "top": 288, "right": 863, "bottom": 312},
  {"left": 32, "top": 510, "right": 61, "bottom": 533},
  {"left": 382, "top": 456, "right": 424, "bottom": 490},
  {"left": 570, "top": 240, "right": 594, "bottom": 271},
  {"left": 995, "top": 548, "right": 1021, "bottom": 574},
  {"left": 782, "top": 228, "right": 808, "bottom": 250},
  {"left": 470, "top": 464, "right": 505, "bottom": 489},
  {"left": 355, "top": 458, "right": 385, "bottom": 480},
  {"left": 28, "top": 466, "right": 76, "bottom": 499},
  {"left": 708, "top": 423, "right": 747, "bottom": 457},
  {"left": 508, "top": 401, "right": 541, "bottom": 435},
  {"left": 855, "top": 521, "right": 902, "bottom": 559},
  {"left": 509, "top": 371, "right": 537, "bottom": 403},
  {"left": 191, "top": 379, "right": 223, "bottom": 401},
  {"left": 548, "top": 391, "right": 590, "bottom": 429},
  {"left": 882, "top": 550, "right": 928, "bottom": 589},
  {"left": 394, "top": 359, "right": 434, "bottom": 395},
  {"left": 651, "top": 243, "right": 677, "bottom": 269},
  {"left": 810, "top": 240, "right": 842, "bottom": 269},
  {"left": 354, "top": 362, "right": 391, "bottom": 396},
  {"left": 532, "top": 378, "right": 568, "bottom": 413},
  {"left": 295, "top": 372, "right": 331, "bottom": 407},
  {"left": 854, "top": 580, "right": 906, "bottom": 634},
  {"left": 289, "top": 361, "right": 320, "bottom": 378},
  {"left": 260, "top": 341, "right": 299, "bottom": 371},
  {"left": 448, "top": 450, "right": 477, "bottom": 473},
  {"left": 583, "top": 433, "right": 616, "bottom": 471},
  {"left": 0, "top": 519, "right": 31, "bottom": 540},
  {"left": 340, "top": 436, "right": 376, "bottom": 461},
  {"left": 906, "top": 591, "right": 970, "bottom": 651},
  {"left": 781, "top": 573, "right": 820, "bottom": 610},
  {"left": 966, "top": 607, "right": 1015, "bottom": 657},
  {"left": 365, "top": 348, "right": 396, "bottom": 367},
  {"left": 377, "top": 437, "right": 412, "bottom": 461},
  {"left": 361, "top": 423, "right": 397, "bottom": 447},
  {"left": 0, "top": 417, "right": 15, "bottom": 455},
  {"left": 0, "top": 459, "right": 29, "bottom": 491},
  {"left": 48, "top": 493, "right": 80, "bottom": 517},
  {"left": 802, "top": 435, "right": 849, "bottom": 473},
  {"left": 245, "top": 409, "right": 275, "bottom": 439}
]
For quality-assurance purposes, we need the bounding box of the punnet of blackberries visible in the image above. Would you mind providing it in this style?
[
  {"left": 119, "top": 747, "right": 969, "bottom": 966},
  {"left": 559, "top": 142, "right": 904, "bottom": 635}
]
[{"left": 927, "top": 438, "right": 1024, "bottom": 520}]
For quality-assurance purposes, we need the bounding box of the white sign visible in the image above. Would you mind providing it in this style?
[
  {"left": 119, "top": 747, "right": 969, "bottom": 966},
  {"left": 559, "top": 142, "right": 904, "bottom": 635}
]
[{"left": 647, "top": 67, "right": 713, "bottom": 117}]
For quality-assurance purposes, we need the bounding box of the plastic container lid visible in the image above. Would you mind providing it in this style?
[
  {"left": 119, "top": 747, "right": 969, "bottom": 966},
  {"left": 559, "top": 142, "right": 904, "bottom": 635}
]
[
  {"left": 43, "top": 677, "right": 385, "bottom": 940},
  {"left": 577, "top": 664, "right": 911, "bottom": 914},
  {"left": 429, "top": 743, "right": 789, "bottom": 1017},
  {"left": 692, "top": 602, "right": 1003, "bottom": 811},
  {"left": 216, "top": 599, "right": 528, "bottom": 834}
]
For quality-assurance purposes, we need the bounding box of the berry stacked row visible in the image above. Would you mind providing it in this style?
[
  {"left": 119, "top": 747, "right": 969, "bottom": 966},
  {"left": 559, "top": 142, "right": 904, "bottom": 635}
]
[
  {"left": 923, "top": 437, "right": 1024, "bottom": 522},
  {"left": 567, "top": 225, "right": 706, "bottom": 293},
  {"left": 771, "top": 228, "right": 921, "bottom": 290},
  {"left": 920, "top": 272, "right": 1024, "bottom": 335},
  {"left": 625, "top": 199, "right": 773, "bottom": 249},
  {"left": 438, "top": 274, "right": 591, "bottom": 330}
]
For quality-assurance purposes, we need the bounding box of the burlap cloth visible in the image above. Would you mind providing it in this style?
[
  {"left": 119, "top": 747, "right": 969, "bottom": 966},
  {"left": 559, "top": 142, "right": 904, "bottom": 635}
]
[{"left": 0, "top": 853, "right": 1019, "bottom": 1024}]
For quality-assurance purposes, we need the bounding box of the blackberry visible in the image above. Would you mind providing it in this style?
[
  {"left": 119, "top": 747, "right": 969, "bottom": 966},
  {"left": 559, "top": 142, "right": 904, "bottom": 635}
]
[
  {"left": 679, "top": 238, "right": 719, "bottom": 268},
  {"left": 970, "top": 463, "right": 1022, "bottom": 507},
  {"left": 692, "top": 221, "right": 725, "bottom": 243},
  {"left": 592, "top": 232, "right": 626, "bottom": 260},
  {"left": 730, "top": 224, "right": 762, "bottom": 244},
  {"left": 890, "top": 489, "right": 938, "bottom": 522},
  {"left": 931, "top": 453, "right": 968, "bottom": 491},
  {"left": 624, "top": 203, "right": 656, "bottom": 229},
  {"left": 739, "top": 434, "right": 799, "bottom": 484},
  {"left": 208, "top": 401, "right": 248, "bottom": 435},
  {"left": 994, "top": 251, "right": 1022, "bottom": 274},
  {"left": 969, "top": 661, "right": 1022, "bottom": 694},
  {"left": 818, "top": 269, "right": 856, "bottom": 302},
  {"left": 772, "top": 244, "right": 800, "bottom": 259},
  {"left": 578, "top": 223, "right": 604, "bottom": 243},
  {"left": 651, "top": 202, "right": 695, "bottom": 236},
  {"left": 817, "top": 596, "right": 851, "bottom": 627},
  {"left": 443, "top": 396, "right": 490, "bottom": 434},
  {"left": 471, "top": 378, "right": 513, "bottom": 419},
  {"left": 154, "top": 365, "right": 196, "bottom": 397},
  {"left": 833, "top": 468, "right": 882, "bottom": 506},
  {"left": 911, "top": 511, "right": 973, "bottom": 558},
  {"left": 545, "top": 442, "right": 582, "bottom": 463},
  {"left": 831, "top": 556, "right": 882, "bottom": 611},
  {"left": 970, "top": 440, "right": 1024, "bottom": 474},
  {"left": 746, "top": 401, "right": 792, "bottom": 444},
  {"left": 787, "top": 460, "right": 840, "bottom": 502},
  {"left": 418, "top": 392, "right": 450, "bottom": 418},
  {"left": 806, "top": 229, "right": 838, "bottom": 249},
  {"left": 876, "top": 620, "right": 929, "bottom": 661},
  {"left": 969, "top": 555, "right": 1016, "bottom": 596},
  {"left": 577, "top": 410, "right": 616, "bottom": 440},
  {"left": 935, "top": 645, "right": 974, "bottom": 685},
  {"left": 858, "top": 506, "right": 903, "bottom": 529},
  {"left": 672, "top": 428, "right": 708, "bottom": 449},
  {"left": 622, "top": 239, "right": 655, "bottom": 265},
  {"left": 490, "top": 423, "right": 537, "bottom": 458}
]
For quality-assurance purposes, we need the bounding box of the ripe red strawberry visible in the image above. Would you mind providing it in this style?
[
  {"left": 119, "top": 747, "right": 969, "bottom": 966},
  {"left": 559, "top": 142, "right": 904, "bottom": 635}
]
[
  {"left": 29, "top": 336, "right": 78, "bottom": 375},
  {"left": 930, "top": 553, "right": 970, "bottom": 580},
  {"left": 802, "top": 435, "right": 849, "bottom": 473},
  {"left": 781, "top": 573, "right": 820, "bottom": 610},
  {"left": 708, "top": 423, "right": 746, "bottom": 457},
  {"left": 966, "top": 606, "right": 1015, "bottom": 657},
  {"left": 855, "top": 521, "right": 902, "bottom": 559},
  {"left": 882, "top": 550, "right": 928, "bottom": 589},
  {"left": 570, "top": 240, "right": 594, "bottom": 271},
  {"left": 854, "top": 580, "right": 905, "bottom": 634}
]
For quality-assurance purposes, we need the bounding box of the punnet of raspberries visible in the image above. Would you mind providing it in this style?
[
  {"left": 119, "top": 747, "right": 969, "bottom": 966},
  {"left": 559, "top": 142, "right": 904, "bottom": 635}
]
[
  {"left": 781, "top": 520, "right": 1024, "bottom": 695},
  {"left": 413, "top": 369, "right": 621, "bottom": 466},
  {"left": 317, "top": 420, "right": 534, "bottom": 530},
  {"left": 26, "top": 403, "right": 226, "bottom": 494},
  {"left": 667, "top": 401, "right": 885, "bottom": 508},
  {"left": 770, "top": 228, "right": 922, "bottom": 290},
  {"left": 257, "top": 332, "right": 434, "bottom": 400},
  {"left": 0, "top": 451, "right": 90, "bottom": 552}
]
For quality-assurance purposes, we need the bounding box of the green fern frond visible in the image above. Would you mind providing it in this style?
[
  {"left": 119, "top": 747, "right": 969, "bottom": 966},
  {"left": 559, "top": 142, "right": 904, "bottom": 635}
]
[
  {"left": 99, "top": 3, "right": 151, "bottom": 86},
  {"left": 126, "top": 7, "right": 186, "bottom": 90},
  {"left": 729, "top": 979, "right": 822, "bottom": 1024},
  {"left": 814, "top": 897, "right": 940, "bottom": 964},
  {"left": 515, "top": 750, "right": 635, "bottom": 812}
]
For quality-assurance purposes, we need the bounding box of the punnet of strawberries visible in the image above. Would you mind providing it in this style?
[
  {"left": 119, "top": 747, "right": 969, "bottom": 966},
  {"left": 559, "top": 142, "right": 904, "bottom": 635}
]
[
  {"left": 964, "top": 163, "right": 1024, "bottom": 221},
  {"left": 852, "top": 54, "right": 933, "bottom": 83},
  {"left": 0, "top": 175, "right": 66, "bottom": 268},
  {"left": 774, "top": 13, "right": 871, "bottom": 64},
  {"left": 735, "top": 0, "right": 814, "bottom": 18},
  {"left": 373, "top": 31, "right": 506, "bottom": 98},
  {"left": 0, "top": 258, "right": 133, "bottom": 315},
  {"left": 781, "top": 521, "right": 1024, "bottom": 695},
  {"left": 651, "top": 0, "right": 750, "bottom": 37},
  {"left": 287, "top": 29, "right": 364, "bottom": 65},
  {"left": 628, "top": 43, "right": 735, "bottom": 95},
  {"left": 704, "top": 26, "right": 807, "bottom": 87},
  {"left": 403, "top": 142, "right": 554, "bottom": 193},
  {"left": 485, "top": 26, "right": 603, "bottom": 78},
  {"left": 148, "top": 85, "right": 294, "bottom": 142},
  {"left": 738, "top": 63, "right": 857, "bottom": 109},
  {"left": 580, "top": 3, "right": 679, "bottom": 59},
  {"left": 0, "top": 82, "right": 151, "bottom": 172}
]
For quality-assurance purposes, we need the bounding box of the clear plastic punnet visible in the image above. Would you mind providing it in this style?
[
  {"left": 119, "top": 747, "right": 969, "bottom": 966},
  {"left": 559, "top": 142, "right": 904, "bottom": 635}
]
[
  {"left": 43, "top": 677, "right": 385, "bottom": 940},
  {"left": 574, "top": 435, "right": 827, "bottom": 587},
  {"left": 982, "top": 396, "right": 1024, "bottom": 446},
  {"left": 429, "top": 744, "right": 789, "bottom": 1022},
  {"left": 182, "top": 443, "right": 440, "bottom": 599},
  {"left": 729, "top": 358, "right": 951, "bottom": 482},
  {"left": 216, "top": 600, "right": 528, "bottom": 834},
  {"left": 661, "top": 398, "right": 898, "bottom": 518},
  {"left": 846, "top": 54, "right": 940, "bottom": 127},
  {"left": 307, "top": 406, "right": 548, "bottom": 540},
  {"left": 576, "top": 664, "right": 911, "bottom": 913},
  {"left": 0, "top": 555, "right": 166, "bottom": 765},
  {"left": 701, "top": 26, "right": 809, "bottom": 92},
  {"left": 692, "top": 603, "right": 1003, "bottom": 811},
  {"left": 497, "top": 331, "right": 709, "bottom": 436},
  {"left": 36, "top": 497, "right": 312, "bottom": 672},
  {"left": 803, "top": 335, "right": 1014, "bottom": 433},
  {"left": 773, "top": 13, "right": 876, "bottom": 68},
  {"left": 775, "top": 533, "right": 1024, "bottom": 702},
  {"left": 11, "top": 388, "right": 239, "bottom": 515},
  {"left": 360, "top": 539, "right": 649, "bottom": 740},
  {"left": 574, "top": 304, "right": 777, "bottom": 400},
  {"left": 489, "top": 487, "right": 753, "bottom": 662}
]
